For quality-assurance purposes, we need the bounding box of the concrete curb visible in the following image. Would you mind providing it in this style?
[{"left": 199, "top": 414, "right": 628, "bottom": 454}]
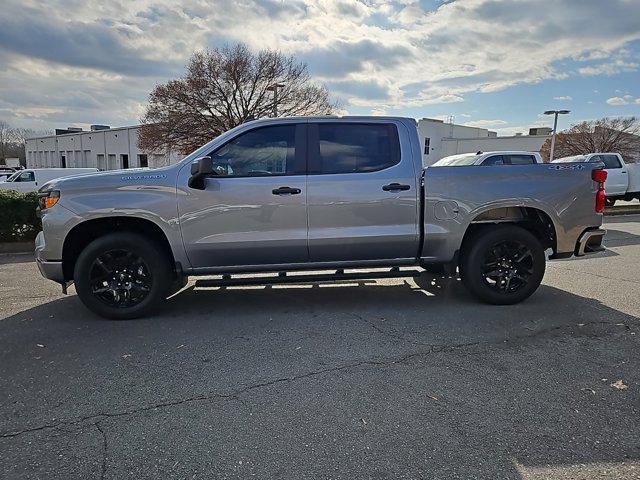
[
  {"left": 0, "top": 241, "right": 34, "bottom": 254},
  {"left": 605, "top": 206, "right": 640, "bottom": 216}
]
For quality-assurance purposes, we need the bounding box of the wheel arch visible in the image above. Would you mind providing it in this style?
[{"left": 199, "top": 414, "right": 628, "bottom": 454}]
[
  {"left": 460, "top": 206, "right": 558, "bottom": 261},
  {"left": 62, "top": 216, "right": 177, "bottom": 281}
]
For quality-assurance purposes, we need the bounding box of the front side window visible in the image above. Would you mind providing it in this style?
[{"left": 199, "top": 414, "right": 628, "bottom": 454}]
[
  {"left": 207, "top": 125, "right": 296, "bottom": 177},
  {"left": 482, "top": 155, "right": 504, "bottom": 166},
  {"left": 508, "top": 154, "right": 535, "bottom": 165},
  {"left": 310, "top": 123, "right": 400, "bottom": 174},
  {"left": 14, "top": 171, "right": 35, "bottom": 182}
]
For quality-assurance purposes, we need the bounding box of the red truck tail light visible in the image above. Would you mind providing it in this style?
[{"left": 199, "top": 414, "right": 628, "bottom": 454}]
[
  {"left": 592, "top": 168, "right": 607, "bottom": 213},
  {"left": 591, "top": 169, "right": 607, "bottom": 183}
]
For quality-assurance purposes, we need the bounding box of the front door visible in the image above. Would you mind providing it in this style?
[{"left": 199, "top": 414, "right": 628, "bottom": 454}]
[
  {"left": 306, "top": 121, "right": 419, "bottom": 262},
  {"left": 598, "top": 154, "right": 628, "bottom": 196},
  {"left": 177, "top": 123, "right": 308, "bottom": 269}
]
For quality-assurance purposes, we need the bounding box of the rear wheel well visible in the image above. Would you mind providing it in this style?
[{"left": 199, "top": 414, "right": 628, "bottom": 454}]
[
  {"left": 62, "top": 217, "right": 176, "bottom": 281},
  {"left": 460, "top": 207, "right": 556, "bottom": 262}
]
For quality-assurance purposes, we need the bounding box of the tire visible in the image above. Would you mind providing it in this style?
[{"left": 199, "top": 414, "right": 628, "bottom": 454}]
[
  {"left": 605, "top": 198, "right": 616, "bottom": 207},
  {"left": 74, "top": 233, "right": 173, "bottom": 319},
  {"left": 460, "top": 225, "right": 545, "bottom": 305}
]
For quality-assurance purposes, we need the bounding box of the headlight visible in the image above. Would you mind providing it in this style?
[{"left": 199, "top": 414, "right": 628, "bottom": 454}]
[{"left": 38, "top": 190, "right": 60, "bottom": 210}]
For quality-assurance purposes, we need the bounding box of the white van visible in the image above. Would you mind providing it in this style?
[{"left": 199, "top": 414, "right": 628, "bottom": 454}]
[{"left": 0, "top": 168, "right": 99, "bottom": 193}]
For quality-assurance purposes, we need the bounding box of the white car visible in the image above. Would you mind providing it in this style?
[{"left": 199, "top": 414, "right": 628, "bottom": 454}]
[
  {"left": 0, "top": 168, "right": 99, "bottom": 193},
  {"left": 432, "top": 151, "right": 543, "bottom": 167},
  {"left": 553, "top": 153, "right": 640, "bottom": 205}
]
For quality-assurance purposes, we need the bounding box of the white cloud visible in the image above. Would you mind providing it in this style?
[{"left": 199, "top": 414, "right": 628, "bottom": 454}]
[
  {"left": 553, "top": 96, "right": 573, "bottom": 101},
  {"left": 636, "top": 99, "right": 640, "bottom": 105},
  {"left": 0, "top": 0, "right": 639, "bottom": 128},
  {"left": 607, "top": 97, "right": 629, "bottom": 105}
]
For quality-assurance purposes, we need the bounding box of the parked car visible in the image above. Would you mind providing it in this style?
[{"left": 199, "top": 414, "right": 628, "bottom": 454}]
[
  {"left": 35, "top": 117, "right": 606, "bottom": 319},
  {"left": 553, "top": 153, "right": 640, "bottom": 205},
  {"left": 0, "top": 169, "right": 15, "bottom": 182},
  {"left": 0, "top": 168, "right": 99, "bottom": 192},
  {"left": 432, "top": 151, "right": 543, "bottom": 167}
]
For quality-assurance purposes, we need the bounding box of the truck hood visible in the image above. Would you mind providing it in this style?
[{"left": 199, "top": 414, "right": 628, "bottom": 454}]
[{"left": 41, "top": 166, "right": 177, "bottom": 193}]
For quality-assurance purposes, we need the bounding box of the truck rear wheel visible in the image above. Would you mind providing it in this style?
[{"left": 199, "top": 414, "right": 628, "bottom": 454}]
[
  {"left": 74, "top": 233, "right": 172, "bottom": 319},
  {"left": 460, "top": 225, "right": 545, "bottom": 305}
]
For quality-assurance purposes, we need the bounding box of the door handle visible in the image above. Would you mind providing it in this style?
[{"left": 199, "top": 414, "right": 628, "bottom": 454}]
[
  {"left": 382, "top": 183, "right": 411, "bottom": 191},
  {"left": 272, "top": 186, "right": 301, "bottom": 195}
]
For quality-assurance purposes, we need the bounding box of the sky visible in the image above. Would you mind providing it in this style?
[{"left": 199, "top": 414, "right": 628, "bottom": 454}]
[{"left": 0, "top": 0, "right": 639, "bottom": 136}]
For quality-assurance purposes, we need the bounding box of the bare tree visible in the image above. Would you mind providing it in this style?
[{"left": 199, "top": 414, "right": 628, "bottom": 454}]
[
  {"left": 139, "top": 44, "right": 336, "bottom": 154},
  {"left": 0, "top": 121, "right": 49, "bottom": 166},
  {"left": 541, "top": 117, "right": 640, "bottom": 162}
]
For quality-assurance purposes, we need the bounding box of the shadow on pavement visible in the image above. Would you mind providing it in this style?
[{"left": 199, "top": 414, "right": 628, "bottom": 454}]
[{"left": 1, "top": 274, "right": 638, "bottom": 479}]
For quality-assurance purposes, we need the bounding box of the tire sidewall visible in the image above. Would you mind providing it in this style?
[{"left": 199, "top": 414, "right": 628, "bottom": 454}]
[
  {"left": 74, "top": 233, "right": 172, "bottom": 319},
  {"left": 461, "top": 225, "right": 546, "bottom": 305}
]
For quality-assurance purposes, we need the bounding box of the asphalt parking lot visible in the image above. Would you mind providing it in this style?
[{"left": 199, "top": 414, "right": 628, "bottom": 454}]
[{"left": 1, "top": 216, "right": 639, "bottom": 479}]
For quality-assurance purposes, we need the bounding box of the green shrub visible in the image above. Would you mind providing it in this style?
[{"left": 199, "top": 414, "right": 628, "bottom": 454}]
[{"left": 0, "top": 190, "right": 41, "bottom": 242}]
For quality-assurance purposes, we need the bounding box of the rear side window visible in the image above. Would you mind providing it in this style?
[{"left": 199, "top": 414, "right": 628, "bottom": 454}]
[
  {"left": 309, "top": 123, "right": 401, "bottom": 174},
  {"left": 481, "top": 155, "right": 504, "bottom": 166},
  {"left": 602, "top": 154, "right": 622, "bottom": 169},
  {"left": 507, "top": 154, "right": 535, "bottom": 165}
]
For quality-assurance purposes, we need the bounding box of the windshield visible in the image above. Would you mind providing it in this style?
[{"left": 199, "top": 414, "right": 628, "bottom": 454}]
[
  {"left": 431, "top": 153, "right": 482, "bottom": 167},
  {"left": 553, "top": 155, "right": 586, "bottom": 163},
  {"left": 5, "top": 171, "right": 21, "bottom": 182}
]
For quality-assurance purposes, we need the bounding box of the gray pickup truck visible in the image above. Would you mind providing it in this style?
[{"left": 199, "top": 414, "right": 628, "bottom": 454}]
[{"left": 35, "top": 117, "right": 607, "bottom": 319}]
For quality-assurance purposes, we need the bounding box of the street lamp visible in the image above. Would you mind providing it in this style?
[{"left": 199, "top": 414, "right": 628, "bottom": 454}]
[
  {"left": 266, "top": 82, "right": 285, "bottom": 117},
  {"left": 543, "top": 109, "right": 570, "bottom": 162}
]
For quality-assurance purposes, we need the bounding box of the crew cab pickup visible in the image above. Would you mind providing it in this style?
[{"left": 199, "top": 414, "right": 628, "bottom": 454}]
[
  {"left": 553, "top": 153, "right": 640, "bottom": 205},
  {"left": 35, "top": 117, "right": 607, "bottom": 319}
]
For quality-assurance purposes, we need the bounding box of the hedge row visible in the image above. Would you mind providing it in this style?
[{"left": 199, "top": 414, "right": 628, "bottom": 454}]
[{"left": 0, "top": 190, "right": 41, "bottom": 242}]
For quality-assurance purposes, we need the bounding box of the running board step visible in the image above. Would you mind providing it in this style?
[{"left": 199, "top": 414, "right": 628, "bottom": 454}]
[{"left": 194, "top": 269, "right": 423, "bottom": 288}]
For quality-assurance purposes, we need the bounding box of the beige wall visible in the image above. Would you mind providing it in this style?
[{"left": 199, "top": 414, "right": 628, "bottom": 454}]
[{"left": 26, "top": 126, "right": 178, "bottom": 170}]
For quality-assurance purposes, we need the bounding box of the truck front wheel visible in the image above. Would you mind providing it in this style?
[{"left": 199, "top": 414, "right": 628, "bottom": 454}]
[
  {"left": 73, "top": 233, "right": 173, "bottom": 319},
  {"left": 460, "top": 225, "right": 545, "bottom": 305}
]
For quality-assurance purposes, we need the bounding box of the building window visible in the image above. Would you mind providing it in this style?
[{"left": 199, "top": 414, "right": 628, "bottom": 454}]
[
  {"left": 121, "top": 154, "right": 129, "bottom": 169},
  {"left": 424, "top": 137, "right": 430, "bottom": 155},
  {"left": 97, "top": 154, "right": 106, "bottom": 170},
  {"left": 61, "top": 154, "right": 66, "bottom": 168},
  {"left": 138, "top": 154, "right": 148, "bottom": 168},
  {"left": 108, "top": 154, "right": 117, "bottom": 170}
]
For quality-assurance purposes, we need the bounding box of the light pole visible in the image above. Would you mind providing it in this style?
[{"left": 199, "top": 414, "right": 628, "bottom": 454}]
[
  {"left": 543, "top": 109, "right": 570, "bottom": 162},
  {"left": 266, "top": 82, "right": 285, "bottom": 117}
]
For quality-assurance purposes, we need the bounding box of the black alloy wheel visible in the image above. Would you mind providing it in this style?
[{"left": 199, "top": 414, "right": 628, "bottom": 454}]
[
  {"left": 89, "top": 249, "right": 153, "bottom": 308},
  {"left": 480, "top": 240, "right": 534, "bottom": 294}
]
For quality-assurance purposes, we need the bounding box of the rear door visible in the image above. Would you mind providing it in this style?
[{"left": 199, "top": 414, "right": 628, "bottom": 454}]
[
  {"left": 306, "top": 121, "right": 419, "bottom": 262},
  {"left": 177, "top": 123, "right": 309, "bottom": 268}
]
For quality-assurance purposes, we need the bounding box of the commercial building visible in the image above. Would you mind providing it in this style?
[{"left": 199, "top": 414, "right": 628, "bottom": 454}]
[
  {"left": 418, "top": 118, "right": 550, "bottom": 166},
  {"left": 25, "top": 125, "right": 180, "bottom": 170}
]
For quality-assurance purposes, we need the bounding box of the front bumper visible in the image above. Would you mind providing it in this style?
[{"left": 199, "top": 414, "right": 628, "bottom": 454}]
[{"left": 35, "top": 231, "right": 64, "bottom": 282}]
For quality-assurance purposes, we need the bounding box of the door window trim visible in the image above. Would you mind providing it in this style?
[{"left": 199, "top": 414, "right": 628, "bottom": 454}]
[{"left": 202, "top": 123, "right": 307, "bottom": 178}]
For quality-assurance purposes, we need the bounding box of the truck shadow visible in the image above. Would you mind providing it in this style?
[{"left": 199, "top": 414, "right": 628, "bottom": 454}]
[{"left": 1, "top": 274, "right": 638, "bottom": 479}]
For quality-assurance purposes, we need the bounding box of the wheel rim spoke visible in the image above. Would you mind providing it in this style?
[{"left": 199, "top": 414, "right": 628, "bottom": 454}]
[
  {"left": 89, "top": 249, "right": 152, "bottom": 309},
  {"left": 481, "top": 239, "right": 533, "bottom": 294}
]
